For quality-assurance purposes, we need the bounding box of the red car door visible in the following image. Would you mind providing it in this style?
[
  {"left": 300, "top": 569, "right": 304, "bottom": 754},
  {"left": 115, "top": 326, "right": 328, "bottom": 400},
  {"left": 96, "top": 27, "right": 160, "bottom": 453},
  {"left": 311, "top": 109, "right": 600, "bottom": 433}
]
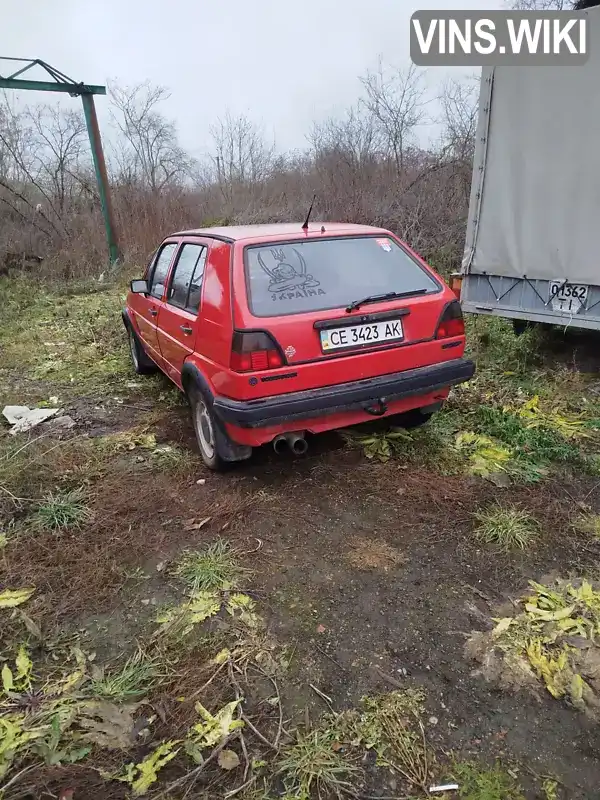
[
  {"left": 130, "top": 241, "right": 178, "bottom": 363},
  {"left": 156, "top": 240, "right": 208, "bottom": 386}
]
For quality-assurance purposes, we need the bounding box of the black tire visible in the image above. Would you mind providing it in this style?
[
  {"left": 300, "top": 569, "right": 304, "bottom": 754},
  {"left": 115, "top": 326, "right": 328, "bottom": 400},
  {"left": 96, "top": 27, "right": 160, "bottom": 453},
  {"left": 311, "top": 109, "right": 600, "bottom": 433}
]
[
  {"left": 188, "top": 385, "right": 251, "bottom": 470},
  {"left": 389, "top": 409, "right": 434, "bottom": 430},
  {"left": 127, "top": 326, "right": 157, "bottom": 375}
]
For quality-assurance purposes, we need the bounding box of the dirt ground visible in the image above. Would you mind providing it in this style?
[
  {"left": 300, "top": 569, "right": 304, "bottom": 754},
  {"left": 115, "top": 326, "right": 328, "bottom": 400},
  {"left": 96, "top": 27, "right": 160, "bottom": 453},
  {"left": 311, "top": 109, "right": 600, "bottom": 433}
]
[{"left": 2, "top": 290, "right": 600, "bottom": 799}]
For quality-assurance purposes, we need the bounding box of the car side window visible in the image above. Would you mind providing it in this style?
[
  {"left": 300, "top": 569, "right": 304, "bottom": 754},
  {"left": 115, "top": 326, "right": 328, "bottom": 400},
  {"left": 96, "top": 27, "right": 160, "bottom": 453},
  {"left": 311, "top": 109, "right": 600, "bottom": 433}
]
[
  {"left": 149, "top": 243, "right": 177, "bottom": 299},
  {"left": 167, "top": 244, "right": 207, "bottom": 313}
]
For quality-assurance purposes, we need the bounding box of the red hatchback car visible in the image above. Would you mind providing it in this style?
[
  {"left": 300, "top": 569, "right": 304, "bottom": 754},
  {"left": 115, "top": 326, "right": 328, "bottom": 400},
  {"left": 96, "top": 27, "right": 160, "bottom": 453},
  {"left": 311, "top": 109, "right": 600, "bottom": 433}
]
[{"left": 123, "top": 222, "right": 475, "bottom": 469}]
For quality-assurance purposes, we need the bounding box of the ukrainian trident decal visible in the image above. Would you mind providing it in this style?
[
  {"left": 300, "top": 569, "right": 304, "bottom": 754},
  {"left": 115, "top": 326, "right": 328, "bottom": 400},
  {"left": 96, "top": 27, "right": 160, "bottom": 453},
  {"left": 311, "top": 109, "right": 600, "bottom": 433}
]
[{"left": 257, "top": 247, "right": 325, "bottom": 301}]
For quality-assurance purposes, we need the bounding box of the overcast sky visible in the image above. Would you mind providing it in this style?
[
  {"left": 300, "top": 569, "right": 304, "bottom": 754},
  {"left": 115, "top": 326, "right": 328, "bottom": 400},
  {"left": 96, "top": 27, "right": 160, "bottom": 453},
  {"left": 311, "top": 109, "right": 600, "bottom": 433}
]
[{"left": 5, "top": 0, "right": 504, "bottom": 158}]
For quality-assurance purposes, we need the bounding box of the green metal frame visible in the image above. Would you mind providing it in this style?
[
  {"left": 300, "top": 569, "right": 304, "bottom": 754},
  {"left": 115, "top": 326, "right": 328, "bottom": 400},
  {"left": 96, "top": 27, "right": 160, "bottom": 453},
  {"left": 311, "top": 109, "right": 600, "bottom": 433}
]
[{"left": 0, "top": 57, "right": 121, "bottom": 264}]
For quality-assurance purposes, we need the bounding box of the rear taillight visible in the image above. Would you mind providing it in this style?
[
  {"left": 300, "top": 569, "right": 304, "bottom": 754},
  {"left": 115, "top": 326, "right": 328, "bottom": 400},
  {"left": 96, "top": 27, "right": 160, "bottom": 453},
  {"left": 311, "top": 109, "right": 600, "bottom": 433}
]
[
  {"left": 436, "top": 300, "right": 465, "bottom": 339},
  {"left": 230, "top": 331, "right": 284, "bottom": 372}
]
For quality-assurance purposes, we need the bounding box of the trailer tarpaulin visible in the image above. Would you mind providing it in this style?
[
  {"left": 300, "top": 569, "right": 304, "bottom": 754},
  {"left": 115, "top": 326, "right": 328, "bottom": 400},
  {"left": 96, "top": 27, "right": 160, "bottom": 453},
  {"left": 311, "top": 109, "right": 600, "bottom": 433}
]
[{"left": 463, "top": 6, "right": 600, "bottom": 285}]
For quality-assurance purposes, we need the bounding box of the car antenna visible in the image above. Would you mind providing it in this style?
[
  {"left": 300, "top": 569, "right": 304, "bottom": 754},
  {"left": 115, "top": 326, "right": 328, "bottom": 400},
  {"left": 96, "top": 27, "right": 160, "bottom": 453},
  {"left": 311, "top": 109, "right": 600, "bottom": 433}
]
[{"left": 302, "top": 195, "right": 316, "bottom": 230}]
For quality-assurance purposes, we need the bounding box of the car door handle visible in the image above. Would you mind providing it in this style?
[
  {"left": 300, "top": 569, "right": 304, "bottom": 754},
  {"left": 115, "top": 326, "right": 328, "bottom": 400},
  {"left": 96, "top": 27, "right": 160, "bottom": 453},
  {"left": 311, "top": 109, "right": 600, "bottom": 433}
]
[
  {"left": 149, "top": 309, "right": 158, "bottom": 317},
  {"left": 180, "top": 325, "right": 193, "bottom": 335}
]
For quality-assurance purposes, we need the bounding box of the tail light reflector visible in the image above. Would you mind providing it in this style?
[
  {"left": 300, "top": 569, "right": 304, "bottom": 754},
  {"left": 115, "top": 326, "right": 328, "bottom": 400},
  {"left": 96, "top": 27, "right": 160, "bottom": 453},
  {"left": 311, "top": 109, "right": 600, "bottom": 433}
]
[
  {"left": 231, "top": 331, "right": 284, "bottom": 372},
  {"left": 436, "top": 300, "right": 465, "bottom": 339}
]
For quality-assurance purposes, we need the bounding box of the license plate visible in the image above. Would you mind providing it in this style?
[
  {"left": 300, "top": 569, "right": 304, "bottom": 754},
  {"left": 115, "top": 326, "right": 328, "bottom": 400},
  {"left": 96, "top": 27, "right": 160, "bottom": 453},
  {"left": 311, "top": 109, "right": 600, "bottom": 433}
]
[
  {"left": 320, "top": 319, "right": 404, "bottom": 352},
  {"left": 549, "top": 281, "right": 588, "bottom": 313}
]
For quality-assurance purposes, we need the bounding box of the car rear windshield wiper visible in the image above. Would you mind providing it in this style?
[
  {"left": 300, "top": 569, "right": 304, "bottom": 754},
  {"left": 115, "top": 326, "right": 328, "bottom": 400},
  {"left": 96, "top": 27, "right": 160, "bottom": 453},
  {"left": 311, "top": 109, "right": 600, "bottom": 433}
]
[{"left": 345, "top": 288, "right": 428, "bottom": 313}]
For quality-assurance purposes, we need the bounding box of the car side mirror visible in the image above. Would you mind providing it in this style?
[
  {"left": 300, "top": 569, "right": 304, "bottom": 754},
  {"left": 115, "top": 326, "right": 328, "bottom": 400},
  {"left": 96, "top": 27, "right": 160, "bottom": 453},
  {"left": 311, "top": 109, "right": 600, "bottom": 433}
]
[{"left": 130, "top": 279, "right": 148, "bottom": 294}]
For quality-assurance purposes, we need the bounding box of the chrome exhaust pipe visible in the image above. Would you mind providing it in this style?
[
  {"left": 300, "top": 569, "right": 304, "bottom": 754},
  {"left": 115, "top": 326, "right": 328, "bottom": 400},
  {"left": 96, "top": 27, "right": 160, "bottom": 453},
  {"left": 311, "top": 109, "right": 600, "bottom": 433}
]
[
  {"left": 272, "top": 434, "right": 288, "bottom": 454},
  {"left": 285, "top": 432, "right": 308, "bottom": 455}
]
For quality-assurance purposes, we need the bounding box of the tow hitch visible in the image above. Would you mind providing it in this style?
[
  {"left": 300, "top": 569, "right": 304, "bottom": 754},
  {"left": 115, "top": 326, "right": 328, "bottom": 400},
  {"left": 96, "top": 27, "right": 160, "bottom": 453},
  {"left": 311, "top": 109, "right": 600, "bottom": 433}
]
[{"left": 364, "top": 398, "right": 388, "bottom": 417}]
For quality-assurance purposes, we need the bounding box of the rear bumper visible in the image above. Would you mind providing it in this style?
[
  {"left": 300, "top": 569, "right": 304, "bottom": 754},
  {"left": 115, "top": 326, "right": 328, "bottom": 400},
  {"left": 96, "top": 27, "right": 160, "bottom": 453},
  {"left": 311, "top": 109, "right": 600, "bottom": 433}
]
[{"left": 213, "top": 358, "right": 475, "bottom": 428}]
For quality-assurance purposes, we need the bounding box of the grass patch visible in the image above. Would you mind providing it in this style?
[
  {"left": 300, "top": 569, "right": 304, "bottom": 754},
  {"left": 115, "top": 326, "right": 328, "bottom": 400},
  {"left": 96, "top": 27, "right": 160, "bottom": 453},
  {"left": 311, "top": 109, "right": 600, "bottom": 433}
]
[
  {"left": 453, "top": 760, "right": 525, "bottom": 800},
  {"left": 32, "top": 487, "right": 92, "bottom": 531},
  {"left": 172, "top": 539, "right": 247, "bottom": 592},
  {"left": 0, "top": 519, "right": 19, "bottom": 550},
  {"left": 473, "top": 405, "right": 584, "bottom": 465},
  {"left": 97, "top": 429, "right": 158, "bottom": 453},
  {"left": 467, "top": 316, "right": 543, "bottom": 378},
  {"left": 473, "top": 504, "right": 539, "bottom": 552},
  {"left": 277, "top": 727, "right": 362, "bottom": 800},
  {"left": 0, "top": 275, "right": 130, "bottom": 401},
  {"left": 342, "top": 418, "right": 461, "bottom": 473},
  {"left": 89, "top": 649, "right": 159, "bottom": 701},
  {"left": 94, "top": 429, "right": 191, "bottom": 472},
  {"left": 150, "top": 444, "right": 190, "bottom": 471},
  {"left": 347, "top": 688, "right": 431, "bottom": 792},
  {"left": 572, "top": 512, "right": 600, "bottom": 540}
]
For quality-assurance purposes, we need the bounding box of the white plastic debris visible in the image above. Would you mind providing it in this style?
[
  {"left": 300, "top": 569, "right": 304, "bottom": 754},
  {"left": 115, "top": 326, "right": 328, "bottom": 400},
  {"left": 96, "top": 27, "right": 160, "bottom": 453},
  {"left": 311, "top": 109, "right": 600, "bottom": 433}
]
[
  {"left": 2, "top": 405, "right": 61, "bottom": 435},
  {"left": 429, "top": 785, "right": 459, "bottom": 794}
]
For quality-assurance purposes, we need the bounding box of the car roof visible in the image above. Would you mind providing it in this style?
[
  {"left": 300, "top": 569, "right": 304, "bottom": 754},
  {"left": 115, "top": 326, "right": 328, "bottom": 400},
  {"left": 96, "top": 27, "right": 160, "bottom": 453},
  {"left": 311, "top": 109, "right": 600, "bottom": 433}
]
[{"left": 171, "top": 222, "right": 390, "bottom": 242}]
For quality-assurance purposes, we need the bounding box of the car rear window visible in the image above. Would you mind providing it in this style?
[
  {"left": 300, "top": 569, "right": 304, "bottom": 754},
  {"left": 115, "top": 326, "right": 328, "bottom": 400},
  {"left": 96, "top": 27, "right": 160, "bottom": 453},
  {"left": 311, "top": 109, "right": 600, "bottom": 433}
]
[{"left": 244, "top": 236, "right": 440, "bottom": 317}]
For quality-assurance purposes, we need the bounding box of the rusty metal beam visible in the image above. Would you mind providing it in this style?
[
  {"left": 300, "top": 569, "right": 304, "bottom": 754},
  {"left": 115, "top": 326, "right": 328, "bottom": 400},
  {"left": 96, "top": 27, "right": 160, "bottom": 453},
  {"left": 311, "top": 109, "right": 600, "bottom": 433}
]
[{"left": 0, "top": 78, "right": 106, "bottom": 95}]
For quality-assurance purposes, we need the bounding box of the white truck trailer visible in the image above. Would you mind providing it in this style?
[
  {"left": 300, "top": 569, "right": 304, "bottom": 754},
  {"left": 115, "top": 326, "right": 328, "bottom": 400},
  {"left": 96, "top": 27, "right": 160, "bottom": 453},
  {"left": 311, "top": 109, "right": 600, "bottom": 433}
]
[{"left": 458, "top": 3, "right": 600, "bottom": 332}]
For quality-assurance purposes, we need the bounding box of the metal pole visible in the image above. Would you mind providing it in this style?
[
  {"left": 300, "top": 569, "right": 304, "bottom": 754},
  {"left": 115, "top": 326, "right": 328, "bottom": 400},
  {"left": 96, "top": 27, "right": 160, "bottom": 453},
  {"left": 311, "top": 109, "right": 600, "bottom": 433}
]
[{"left": 81, "top": 92, "right": 121, "bottom": 264}]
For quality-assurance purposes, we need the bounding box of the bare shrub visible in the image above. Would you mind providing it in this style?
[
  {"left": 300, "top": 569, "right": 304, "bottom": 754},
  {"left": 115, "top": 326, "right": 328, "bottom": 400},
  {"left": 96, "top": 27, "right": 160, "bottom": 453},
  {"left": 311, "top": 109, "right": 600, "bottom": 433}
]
[{"left": 0, "top": 65, "right": 479, "bottom": 279}]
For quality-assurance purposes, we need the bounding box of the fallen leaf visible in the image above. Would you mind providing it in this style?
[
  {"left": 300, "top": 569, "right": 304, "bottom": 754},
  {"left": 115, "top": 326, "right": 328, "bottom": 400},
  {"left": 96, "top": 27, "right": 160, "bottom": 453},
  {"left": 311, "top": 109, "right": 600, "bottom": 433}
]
[
  {"left": 2, "top": 664, "right": 14, "bottom": 692},
  {"left": 191, "top": 700, "right": 244, "bottom": 748},
  {"left": 218, "top": 749, "right": 240, "bottom": 771},
  {"left": 0, "top": 587, "right": 35, "bottom": 608},
  {"left": 316, "top": 624, "right": 326, "bottom": 634},
  {"left": 78, "top": 701, "right": 141, "bottom": 749}
]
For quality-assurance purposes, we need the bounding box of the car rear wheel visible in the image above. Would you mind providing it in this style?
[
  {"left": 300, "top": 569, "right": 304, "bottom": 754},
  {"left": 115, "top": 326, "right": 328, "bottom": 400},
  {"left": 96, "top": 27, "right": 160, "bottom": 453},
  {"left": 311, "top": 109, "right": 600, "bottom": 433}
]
[
  {"left": 192, "top": 393, "right": 220, "bottom": 468},
  {"left": 189, "top": 386, "right": 249, "bottom": 470},
  {"left": 128, "top": 327, "right": 157, "bottom": 375}
]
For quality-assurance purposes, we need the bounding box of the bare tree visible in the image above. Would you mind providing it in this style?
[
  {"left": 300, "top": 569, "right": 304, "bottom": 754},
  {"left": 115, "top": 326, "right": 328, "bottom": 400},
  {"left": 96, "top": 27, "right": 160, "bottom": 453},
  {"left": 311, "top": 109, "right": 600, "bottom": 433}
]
[
  {"left": 0, "top": 99, "right": 69, "bottom": 240},
  {"left": 0, "top": 98, "right": 35, "bottom": 183},
  {"left": 25, "top": 105, "right": 88, "bottom": 214},
  {"left": 439, "top": 77, "right": 478, "bottom": 163},
  {"left": 110, "top": 82, "right": 193, "bottom": 191},
  {"left": 209, "top": 112, "right": 275, "bottom": 204},
  {"left": 210, "top": 112, "right": 275, "bottom": 183},
  {"left": 310, "top": 104, "right": 382, "bottom": 171},
  {"left": 508, "top": 0, "right": 572, "bottom": 8},
  {"left": 359, "top": 60, "right": 429, "bottom": 177},
  {"left": 508, "top": 0, "right": 600, "bottom": 7}
]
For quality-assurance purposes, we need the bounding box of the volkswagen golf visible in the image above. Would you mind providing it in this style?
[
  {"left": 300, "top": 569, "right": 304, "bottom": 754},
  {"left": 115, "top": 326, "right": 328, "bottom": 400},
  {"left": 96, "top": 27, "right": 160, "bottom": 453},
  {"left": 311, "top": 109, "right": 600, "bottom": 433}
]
[{"left": 123, "top": 222, "right": 475, "bottom": 469}]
